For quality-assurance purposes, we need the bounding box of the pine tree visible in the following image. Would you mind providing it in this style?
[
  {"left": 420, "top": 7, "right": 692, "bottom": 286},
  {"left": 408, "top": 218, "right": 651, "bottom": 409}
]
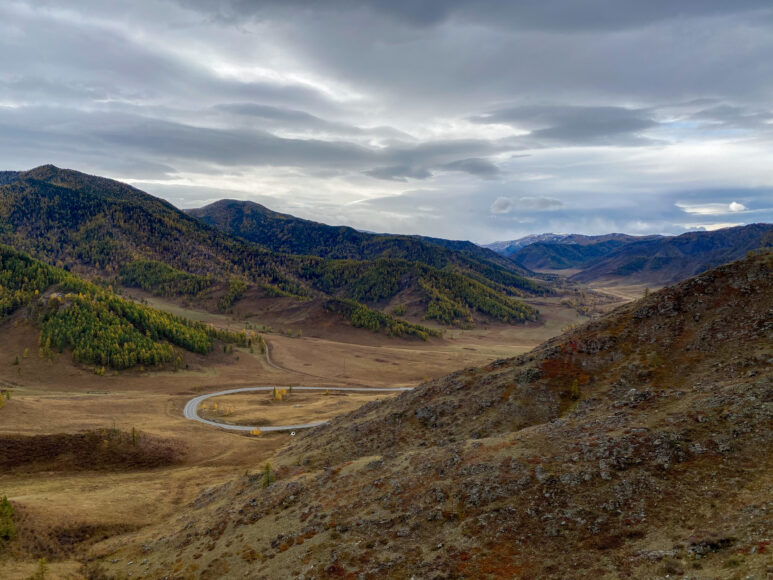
[{"left": 262, "top": 462, "right": 274, "bottom": 488}]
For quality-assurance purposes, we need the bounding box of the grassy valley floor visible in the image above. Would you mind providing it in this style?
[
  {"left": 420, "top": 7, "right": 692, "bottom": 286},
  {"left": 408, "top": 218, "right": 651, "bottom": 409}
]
[{"left": 0, "top": 294, "right": 590, "bottom": 578}]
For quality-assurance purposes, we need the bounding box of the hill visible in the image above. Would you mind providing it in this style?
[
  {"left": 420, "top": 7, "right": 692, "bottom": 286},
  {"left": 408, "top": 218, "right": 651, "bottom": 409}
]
[
  {"left": 0, "top": 166, "right": 546, "bottom": 331},
  {"left": 111, "top": 251, "right": 773, "bottom": 579},
  {"left": 0, "top": 244, "right": 251, "bottom": 372},
  {"left": 188, "top": 199, "right": 527, "bottom": 276},
  {"left": 0, "top": 165, "right": 304, "bottom": 293}
]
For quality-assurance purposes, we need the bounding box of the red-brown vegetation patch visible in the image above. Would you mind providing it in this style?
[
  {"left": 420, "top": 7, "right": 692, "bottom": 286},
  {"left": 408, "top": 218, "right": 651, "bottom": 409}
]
[
  {"left": 8, "top": 503, "right": 140, "bottom": 560},
  {"left": 0, "top": 428, "right": 186, "bottom": 472},
  {"left": 456, "top": 543, "right": 526, "bottom": 579}
]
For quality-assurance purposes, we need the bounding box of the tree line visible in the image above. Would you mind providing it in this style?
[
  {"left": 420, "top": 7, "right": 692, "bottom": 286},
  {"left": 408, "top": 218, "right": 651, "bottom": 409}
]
[
  {"left": 1, "top": 245, "right": 256, "bottom": 371},
  {"left": 323, "top": 298, "right": 440, "bottom": 340}
]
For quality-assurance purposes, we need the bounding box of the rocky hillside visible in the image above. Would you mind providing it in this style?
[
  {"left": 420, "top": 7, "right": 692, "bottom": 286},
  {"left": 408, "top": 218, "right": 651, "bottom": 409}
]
[{"left": 106, "top": 251, "right": 772, "bottom": 579}]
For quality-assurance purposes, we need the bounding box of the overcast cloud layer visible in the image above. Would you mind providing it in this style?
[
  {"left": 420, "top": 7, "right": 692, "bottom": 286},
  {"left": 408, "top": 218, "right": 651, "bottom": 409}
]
[{"left": 2, "top": 0, "right": 772, "bottom": 242}]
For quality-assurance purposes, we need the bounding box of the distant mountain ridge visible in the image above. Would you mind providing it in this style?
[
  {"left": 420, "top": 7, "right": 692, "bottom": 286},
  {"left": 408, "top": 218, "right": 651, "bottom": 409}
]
[
  {"left": 568, "top": 224, "right": 773, "bottom": 284},
  {"left": 485, "top": 232, "right": 572, "bottom": 254},
  {"left": 485, "top": 232, "right": 658, "bottom": 258},
  {"left": 487, "top": 226, "right": 772, "bottom": 285},
  {"left": 511, "top": 234, "right": 661, "bottom": 271}
]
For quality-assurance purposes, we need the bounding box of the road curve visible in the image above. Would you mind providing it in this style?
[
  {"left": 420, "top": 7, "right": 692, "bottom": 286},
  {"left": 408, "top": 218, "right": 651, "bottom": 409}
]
[{"left": 183, "top": 386, "right": 412, "bottom": 432}]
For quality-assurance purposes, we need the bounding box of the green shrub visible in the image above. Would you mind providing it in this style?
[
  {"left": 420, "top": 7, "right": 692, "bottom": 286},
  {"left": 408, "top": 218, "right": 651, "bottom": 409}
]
[
  {"left": 27, "top": 558, "right": 48, "bottom": 580},
  {"left": 0, "top": 495, "right": 16, "bottom": 542},
  {"left": 218, "top": 276, "right": 248, "bottom": 311},
  {"left": 263, "top": 462, "right": 275, "bottom": 488}
]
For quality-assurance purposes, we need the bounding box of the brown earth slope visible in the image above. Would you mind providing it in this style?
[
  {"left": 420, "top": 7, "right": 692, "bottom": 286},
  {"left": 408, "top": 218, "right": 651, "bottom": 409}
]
[{"left": 106, "top": 251, "right": 772, "bottom": 579}]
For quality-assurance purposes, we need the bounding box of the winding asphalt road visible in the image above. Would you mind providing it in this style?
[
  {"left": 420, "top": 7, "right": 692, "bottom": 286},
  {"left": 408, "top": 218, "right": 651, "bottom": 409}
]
[{"left": 183, "top": 386, "right": 412, "bottom": 432}]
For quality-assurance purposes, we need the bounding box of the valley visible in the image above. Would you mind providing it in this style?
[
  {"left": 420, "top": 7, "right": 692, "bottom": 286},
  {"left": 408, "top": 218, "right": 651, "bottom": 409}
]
[
  {"left": 0, "top": 167, "right": 768, "bottom": 579},
  {"left": 102, "top": 251, "right": 772, "bottom": 580},
  {"left": 3, "top": 3, "right": 773, "bottom": 577},
  {"left": 0, "top": 282, "right": 589, "bottom": 578}
]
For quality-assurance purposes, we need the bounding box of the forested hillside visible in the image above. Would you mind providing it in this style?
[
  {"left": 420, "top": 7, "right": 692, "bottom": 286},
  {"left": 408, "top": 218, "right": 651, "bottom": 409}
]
[
  {"left": 0, "top": 171, "right": 19, "bottom": 186},
  {"left": 305, "top": 258, "right": 538, "bottom": 326},
  {"left": 0, "top": 245, "right": 252, "bottom": 371},
  {"left": 0, "top": 165, "right": 307, "bottom": 298},
  {"left": 0, "top": 166, "right": 547, "bottom": 328},
  {"left": 188, "top": 199, "right": 527, "bottom": 275}
]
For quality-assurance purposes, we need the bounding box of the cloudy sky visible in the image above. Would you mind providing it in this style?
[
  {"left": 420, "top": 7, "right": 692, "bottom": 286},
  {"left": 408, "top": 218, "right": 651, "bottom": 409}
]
[{"left": 2, "top": 1, "right": 772, "bottom": 243}]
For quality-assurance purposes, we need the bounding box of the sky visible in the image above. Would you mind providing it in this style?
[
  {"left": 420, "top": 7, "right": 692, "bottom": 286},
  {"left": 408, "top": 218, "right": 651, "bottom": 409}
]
[{"left": 1, "top": 1, "right": 772, "bottom": 243}]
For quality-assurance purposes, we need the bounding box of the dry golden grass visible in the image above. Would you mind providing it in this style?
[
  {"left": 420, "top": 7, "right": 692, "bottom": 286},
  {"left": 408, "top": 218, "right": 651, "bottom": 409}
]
[
  {"left": 590, "top": 281, "right": 659, "bottom": 302},
  {"left": 200, "top": 390, "right": 398, "bottom": 428},
  {"left": 99, "top": 254, "right": 771, "bottom": 580},
  {"left": 0, "top": 294, "right": 588, "bottom": 577}
]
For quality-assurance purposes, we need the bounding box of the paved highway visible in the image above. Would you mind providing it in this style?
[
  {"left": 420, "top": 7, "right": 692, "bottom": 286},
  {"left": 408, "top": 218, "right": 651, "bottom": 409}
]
[{"left": 183, "top": 386, "right": 412, "bottom": 432}]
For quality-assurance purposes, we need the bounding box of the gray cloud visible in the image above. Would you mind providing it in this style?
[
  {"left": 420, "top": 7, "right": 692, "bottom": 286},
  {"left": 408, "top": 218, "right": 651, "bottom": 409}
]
[
  {"left": 490, "top": 197, "right": 514, "bottom": 215},
  {"left": 688, "top": 104, "right": 773, "bottom": 131},
  {"left": 490, "top": 196, "right": 563, "bottom": 215},
  {"left": 364, "top": 165, "right": 432, "bottom": 181},
  {"left": 213, "top": 103, "right": 413, "bottom": 140},
  {"left": 1, "top": 0, "right": 772, "bottom": 241},
  {"left": 179, "top": 0, "right": 772, "bottom": 31},
  {"left": 214, "top": 103, "right": 334, "bottom": 123},
  {"left": 0, "top": 105, "right": 505, "bottom": 183},
  {"left": 473, "top": 105, "right": 659, "bottom": 145},
  {"left": 441, "top": 158, "right": 500, "bottom": 179},
  {"left": 519, "top": 197, "right": 564, "bottom": 210}
]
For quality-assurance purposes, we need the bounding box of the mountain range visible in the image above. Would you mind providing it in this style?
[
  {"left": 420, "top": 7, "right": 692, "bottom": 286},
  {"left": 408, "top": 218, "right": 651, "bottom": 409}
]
[
  {"left": 2, "top": 165, "right": 772, "bottom": 578},
  {"left": 2, "top": 165, "right": 769, "bottom": 334},
  {"left": 188, "top": 199, "right": 523, "bottom": 275},
  {"left": 488, "top": 226, "right": 773, "bottom": 285},
  {"left": 0, "top": 166, "right": 547, "bottom": 332},
  {"left": 484, "top": 233, "right": 651, "bottom": 258}
]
